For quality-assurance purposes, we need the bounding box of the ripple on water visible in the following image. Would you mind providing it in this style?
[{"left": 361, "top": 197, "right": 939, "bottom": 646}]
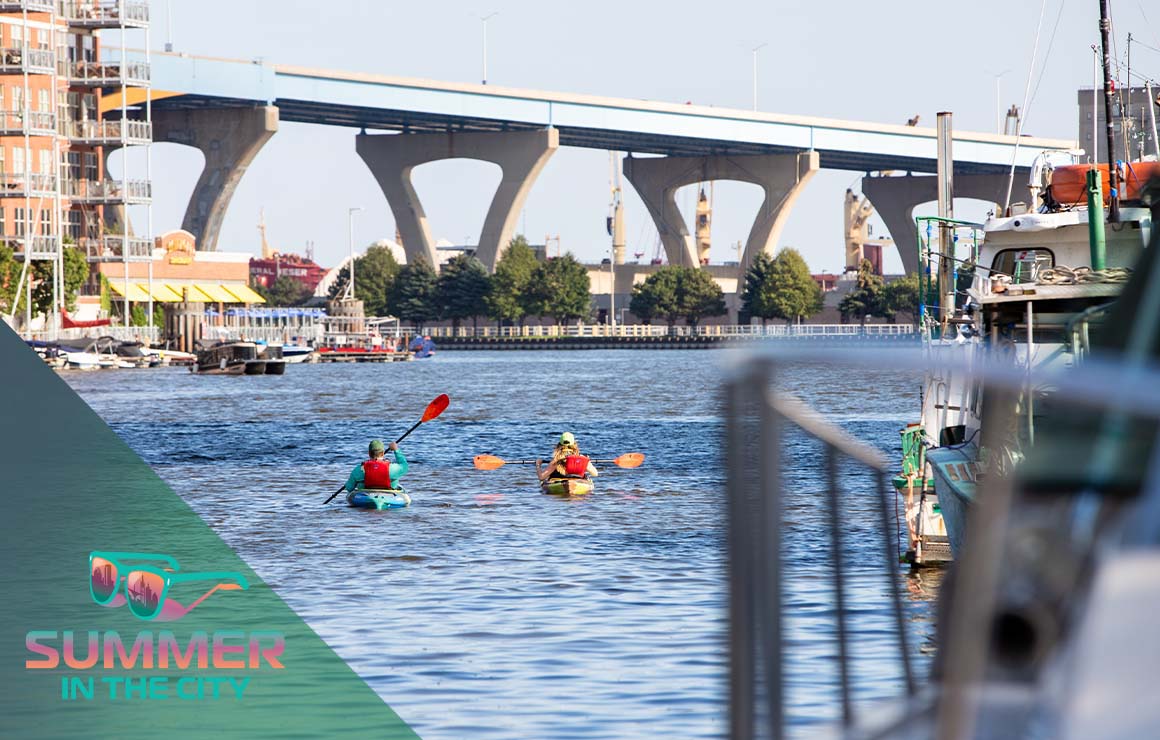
[{"left": 64, "top": 350, "right": 938, "bottom": 739}]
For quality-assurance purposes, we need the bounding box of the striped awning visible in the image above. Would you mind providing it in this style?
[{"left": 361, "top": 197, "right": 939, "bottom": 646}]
[
  {"left": 140, "top": 283, "right": 184, "bottom": 302},
  {"left": 107, "top": 280, "right": 153, "bottom": 302},
  {"left": 222, "top": 284, "right": 266, "bottom": 304}
]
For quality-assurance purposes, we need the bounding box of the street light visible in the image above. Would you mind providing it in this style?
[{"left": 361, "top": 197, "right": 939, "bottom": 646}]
[
  {"left": 991, "top": 69, "right": 1011, "bottom": 134},
  {"left": 481, "top": 12, "right": 498, "bottom": 85},
  {"left": 751, "top": 43, "right": 767, "bottom": 111},
  {"left": 347, "top": 207, "right": 363, "bottom": 300}
]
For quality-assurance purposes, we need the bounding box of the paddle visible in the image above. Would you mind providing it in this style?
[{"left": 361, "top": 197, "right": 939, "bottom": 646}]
[
  {"left": 324, "top": 394, "right": 451, "bottom": 504},
  {"left": 473, "top": 453, "right": 645, "bottom": 471}
]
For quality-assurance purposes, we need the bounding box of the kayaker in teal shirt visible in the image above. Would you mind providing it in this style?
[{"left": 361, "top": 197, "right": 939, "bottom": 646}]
[{"left": 345, "top": 440, "right": 408, "bottom": 491}]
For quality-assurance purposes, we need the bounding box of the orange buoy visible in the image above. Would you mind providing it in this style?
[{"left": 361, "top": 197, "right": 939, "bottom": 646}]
[{"left": 1047, "top": 161, "right": 1160, "bottom": 207}]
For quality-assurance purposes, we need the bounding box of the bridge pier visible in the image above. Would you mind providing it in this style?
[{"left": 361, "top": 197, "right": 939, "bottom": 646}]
[
  {"left": 622, "top": 151, "right": 819, "bottom": 275},
  {"left": 356, "top": 128, "right": 559, "bottom": 270},
  {"left": 860, "top": 173, "right": 1013, "bottom": 275},
  {"left": 153, "top": 105, "right": 280, "bottom": 251}
]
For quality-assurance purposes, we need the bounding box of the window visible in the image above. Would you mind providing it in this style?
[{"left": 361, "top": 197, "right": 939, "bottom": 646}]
[
  {"left": 38, "top": 149, "right": 51, "bottom": 176},
  {"left": 67, "top": 151, "right": 80, "bottom": 180},
  {"left": 82, "top": 93, "right": 96, "bottom": 122},
  {"left": 14, "top": 207, "right": 25, "bottom": 237},
  {"left": 990, "top": 248, "right": 1055, "bottom": 284},
  {"left": 0, "top": 207, "right": 6, "bottom": 237},
  {"left": 39, "top": 208, "right": 51, "bottom": 235},
  {"left": 65, "top": 209, "right": 81, "bottom": 240},
  {"left": 12, "top": 26, "right": 24, "bottom": 50},
  {"left": 13, "top": 86, "right": 23, "bottom": 114},
  {"left": 83, "top": 152, "right": 97, "bottom": 181},
  {"left": 13, "top": 146, "right": 24, "bottom": 175},
  {"left": 37, "top": 89, "right": 49, "bottom": 114}
]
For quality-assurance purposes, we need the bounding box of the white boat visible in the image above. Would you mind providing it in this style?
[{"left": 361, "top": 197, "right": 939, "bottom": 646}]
[
  {"left": 63, "top": 351, "right": 103, "bottom": 370},
  {"left": 281, "top": 345, "right": 315, "bottom": 363}
]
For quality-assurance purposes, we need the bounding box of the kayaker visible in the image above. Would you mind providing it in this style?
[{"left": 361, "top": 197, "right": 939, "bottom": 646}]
[
  {"left": 537, "top": 432, "right": 598, "bottom": 482},
  {"left": 345, "top": 440, "right": 408, "bottom": 491}
]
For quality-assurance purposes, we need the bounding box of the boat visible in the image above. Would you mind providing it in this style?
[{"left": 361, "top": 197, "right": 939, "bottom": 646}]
[
  {"left": 257, "top": 344, "right": 287, "bottom": 375},
  {"left": 541, "top": 477, "right": 595, "bottom": 496},
  {"left": 346, "top": 488, "right": 411, "bottom": 510},
  {"left": 196, "top": 341, "right": 259, "bottom": 375},
  {"left": 281, "top": 344, "right": 315, "bottom": 363},
  {"left": 900, "top": 153, "right": 1151, "bottom": 560}
]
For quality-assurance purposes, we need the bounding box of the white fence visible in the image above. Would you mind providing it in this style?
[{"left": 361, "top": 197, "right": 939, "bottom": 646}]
[
  {"left": 423, "top": 323, "right": 916, "bottom": 339},
  {"left": 24, "top": 326, "right": 160, "bottom": 342}
]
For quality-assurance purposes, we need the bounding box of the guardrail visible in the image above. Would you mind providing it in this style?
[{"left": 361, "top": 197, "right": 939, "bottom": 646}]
[
  {"left": 25, "top": 326, "right": 160, "bottom": 342},
  {"left": 63, "top": 119, "right": 151, "bottom": 144},
  {"left": 0, "top": 110, "right": 56, "bottom": 136},
  {"left": 423, "top": 323, "right": 916, "bottom": 339},
  {"left": 62, "top": 0, "right": 150, "bottom": 26},
  {"left": 0, "top": 46, "right": 55, "bottom": 74}
]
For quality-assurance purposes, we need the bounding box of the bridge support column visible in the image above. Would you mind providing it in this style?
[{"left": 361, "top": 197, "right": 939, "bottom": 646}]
[
  {"left": 356, "top": 128, "right": 558, "bottom": 270},
  {"left": 861, "top": 173, "right": 1013, "bottom": 275},
  {"left": 622, "top": 151, "right": 819, "bottom": 274},
  {"left": 153, "top": 105, "right": 279, "bottom": 251}
]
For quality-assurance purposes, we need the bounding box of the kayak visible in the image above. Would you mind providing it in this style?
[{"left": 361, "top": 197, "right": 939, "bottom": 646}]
[
  {"left": 541, "top": 477, "right": 594, "bottom": 496},
  {"left": 347, "top": 488, "right": 411, "bottom": 510}
]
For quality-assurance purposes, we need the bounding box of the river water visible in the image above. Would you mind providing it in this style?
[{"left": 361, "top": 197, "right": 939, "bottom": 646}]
[{"left": 63, "top": 348, "right": 941, "bottom": 738}]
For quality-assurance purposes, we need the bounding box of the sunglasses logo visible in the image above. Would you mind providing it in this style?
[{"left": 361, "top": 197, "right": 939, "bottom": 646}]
[{"left": 90, "top": 551, "right": 249, "bottom": 622}]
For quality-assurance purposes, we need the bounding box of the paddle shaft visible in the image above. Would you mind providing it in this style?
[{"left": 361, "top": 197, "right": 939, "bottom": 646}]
[{"left": 495, "top": 458, "right": 623, "bottom": 465}]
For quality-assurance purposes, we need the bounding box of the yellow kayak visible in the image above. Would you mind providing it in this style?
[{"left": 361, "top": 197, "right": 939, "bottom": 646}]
[{"left": 540, "top": 477, "right": 594, "bottom": 496}]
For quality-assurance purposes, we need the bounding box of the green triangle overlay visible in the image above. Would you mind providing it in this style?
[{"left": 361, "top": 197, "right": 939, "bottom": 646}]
[{"left": 0, "top": 325, "right": 419, "bottom": 738}]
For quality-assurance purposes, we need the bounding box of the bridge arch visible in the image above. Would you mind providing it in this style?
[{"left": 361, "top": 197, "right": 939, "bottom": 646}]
[
  {"left": 622, "top": 151, "right": 819, "bottom": 278},
  {"left": 356, "top": 128, "right": 558, "bottom": 270}
]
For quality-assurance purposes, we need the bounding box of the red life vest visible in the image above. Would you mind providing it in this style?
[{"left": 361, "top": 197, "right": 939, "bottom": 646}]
[
  {"left": 563, "top": 455, "right": 590, "bottom": 476},
  {"left": 362, "top": 460, "right": 392, "bottom": 489}
]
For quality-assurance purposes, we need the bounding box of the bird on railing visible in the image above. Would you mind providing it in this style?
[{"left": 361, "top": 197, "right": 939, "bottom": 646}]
[{"left": 906, "top": 115, "right": 921, "bottom": 127}]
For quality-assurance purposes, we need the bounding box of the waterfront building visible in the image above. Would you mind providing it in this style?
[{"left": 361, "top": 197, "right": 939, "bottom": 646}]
[{"left": 1, "top": 0, "right": 153, "bottom": 334}]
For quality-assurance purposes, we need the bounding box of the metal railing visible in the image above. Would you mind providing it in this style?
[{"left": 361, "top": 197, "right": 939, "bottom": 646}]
[
  {"left": 726, "top": 352, "right": 915, "bottom": 739},
  {"left": 0, "top": 109, "right": 56, "bottom": 136},
  {"left": 65, "top": 178, "right": 151, "bottom": 204},
  {"left": 3, "top": 234, "right": 57, "bottom": 259},
  {"left": 79, "top": 235, "right": 152, "bottom": 261},
  {"left": 67, "top": 59, "right": 150, "bottom": 86},
  {"left": 0, "top": 0, "right": 55, "bottom": 11},
  {"left": 423, "top": 323, "right": 917, "bottom": 339},
  {"left": 62, "top": 118, "right": 151, "bottom": 145},
  {"left": 0, "top": 172, "right": 56, "bottom": 196},
  {"left": 25, "top": 326, "right": 160, "bottom": 342},
  {"left": 62, "top": 0, "right": 150, "bottom": 26},
  {"left": 0, "top": 47, "right": 55, "bottom": 74}
]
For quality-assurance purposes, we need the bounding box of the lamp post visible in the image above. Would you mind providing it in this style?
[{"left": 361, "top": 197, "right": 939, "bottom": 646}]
[
  {"left": 751, "top": 43, "right": 767, "bottom": 111},
  {"left": 347, "top": 207, "right": 362, "bottom": 299},
  {"left": 992, "top": 69, "right": 1010, "bottom": 134},
  {"left": 481, "top": 12, "right": 498, "bottom": 85}
]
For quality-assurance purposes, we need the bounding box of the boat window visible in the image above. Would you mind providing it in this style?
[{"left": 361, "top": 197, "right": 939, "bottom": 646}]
[{"left": 991, "top": 248, "right": 1054, "bottom": 283}]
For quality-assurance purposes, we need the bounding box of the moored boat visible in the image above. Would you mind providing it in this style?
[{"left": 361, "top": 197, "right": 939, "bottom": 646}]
[
  {"left": 346, "top": 489, "right": 411, "bottom": 510},
  {"left": 541, "top": 477, "right": 595, "bottom": 496}
]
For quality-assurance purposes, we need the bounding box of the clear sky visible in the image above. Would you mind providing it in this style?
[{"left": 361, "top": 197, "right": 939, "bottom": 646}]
[{"left": 113, "top": 0, "right": 1159, "bottom": 274}]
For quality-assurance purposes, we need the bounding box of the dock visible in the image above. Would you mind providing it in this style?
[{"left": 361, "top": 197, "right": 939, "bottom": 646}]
[{"left": 315, "top": 349, "right": 414, "bottom": 363}]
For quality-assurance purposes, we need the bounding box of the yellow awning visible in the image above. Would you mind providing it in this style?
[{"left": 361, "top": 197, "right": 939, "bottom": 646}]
[
  {"left": 222, "top": 284, "right": 267, "bottom": 304},
  {"left": 107, "top": 280, "right": 153, "bottom": 302},
  {"left": 137, "top": 283, "right": 183, "bottom": 302},
  {"left": 193, "top": 283, "right": 241, "bottom": 303}
]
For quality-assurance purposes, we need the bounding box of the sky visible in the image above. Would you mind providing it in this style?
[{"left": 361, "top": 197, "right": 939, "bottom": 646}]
[{"left": 111, "top": 0, "right": 1160, "bottom": 275}]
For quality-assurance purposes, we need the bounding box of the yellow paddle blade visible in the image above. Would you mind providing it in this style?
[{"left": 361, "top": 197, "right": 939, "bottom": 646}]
[
  {"left": 473, "top": 454, "right": 506, "bottom": 470},
  {"left": 613, "top": 453, "right": 645, "bottom": 468}
]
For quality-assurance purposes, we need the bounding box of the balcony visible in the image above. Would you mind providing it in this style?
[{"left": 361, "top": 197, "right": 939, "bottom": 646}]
[
  {"left": 0, "top": 173, "right": 56, "bottom": 197},
  {"left": 0, "top": 1, "right": 56, "bottom": 12},
  {"left": 63, "top": 1, "right": 150, "bottom": 29},
  {"left": 68, "top": 59, "right": 150, "bottom": 87},
  {"left": 2, "top": 234, "right": 57, "bottom": 260},
  {"left": 0, "top": 47, "right": 56, "bottom": 76},
  {"left": 66, "top": 178, "right": 151, "bottom": 204},
  {"left": 0, "top": 110, "right": 57, "bottom": 136},
  {"left": 79, "top": 234, "right": 152, "bottom": 262},
  {"left": 63, "top": 118, "right": 151, "bottom": 145}
]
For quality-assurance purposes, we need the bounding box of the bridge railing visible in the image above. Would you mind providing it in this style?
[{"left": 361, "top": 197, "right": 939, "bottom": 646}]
[{"left": 421, "top": 323, "right": 916, "bottom": 339}]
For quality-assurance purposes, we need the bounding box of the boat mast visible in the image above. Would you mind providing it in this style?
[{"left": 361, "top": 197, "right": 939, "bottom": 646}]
[{"left": 1099, "top": 0, "right": 1121, "bottom": 222}]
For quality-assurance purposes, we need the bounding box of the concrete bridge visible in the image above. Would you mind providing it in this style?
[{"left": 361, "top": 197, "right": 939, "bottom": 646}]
[{"left": 115, "top": 51, "right": 1076, "bottom": 275}]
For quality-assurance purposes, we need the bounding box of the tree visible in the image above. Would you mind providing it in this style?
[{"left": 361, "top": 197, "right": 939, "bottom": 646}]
[
  {"left": 630, "top": 267, "right": 681, "bottom": 328},
  {"left": 676, "top": 266, "right": 727, "bottom": 328},
  {"left": 839, "top": 258, "right": 887, "bottom": 327},
  {"left": 254, "top": 275, "right": 311, "bottom": 307},
  {"left": 485, "top": 235, "right": 538, "bottom": 328},
  {"left": 883, "top": 273, "right": 921, "bottom": 325},
  {"left": 31, "top": 247, "right": 89, "bottom": 319},
  {"left": 739, "top": 251, "right": 777, "bottom": 325},
  {"left": 326, "top": 243, "right": 400, "bottom": 316},
  {"left": 526, "top": 253, "right": 591, "bottom": 325},
  {"left": 0, "top": 245, "right": 21, "bottom": 315},
  {"left": 630, "top": 266, "right": 725, "bottom": 330},
  {"left": 436, "top": 253, "right": 490, "bottom": 330},
  {"left": 387, "top": 257, "right": 439, "bottom": 330},
  {"left": 766, "top": 248, "right": 823, "bottom": 325}
]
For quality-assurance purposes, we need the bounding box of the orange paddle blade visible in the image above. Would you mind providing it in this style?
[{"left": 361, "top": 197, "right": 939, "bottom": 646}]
[
  {"left": 613, "top": 453, "right": 645, "bottom": 468},
  {"left": 422, "top": 394, "right": 450, "bottom": 423},
  {"left": 473, "top": 454, "right": 506, "bottom": 470}
]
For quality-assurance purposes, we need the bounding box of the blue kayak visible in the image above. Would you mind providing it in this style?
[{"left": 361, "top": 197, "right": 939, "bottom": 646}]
[{"left": 346, "top": 489, "right": 411, "bottom": 510}]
